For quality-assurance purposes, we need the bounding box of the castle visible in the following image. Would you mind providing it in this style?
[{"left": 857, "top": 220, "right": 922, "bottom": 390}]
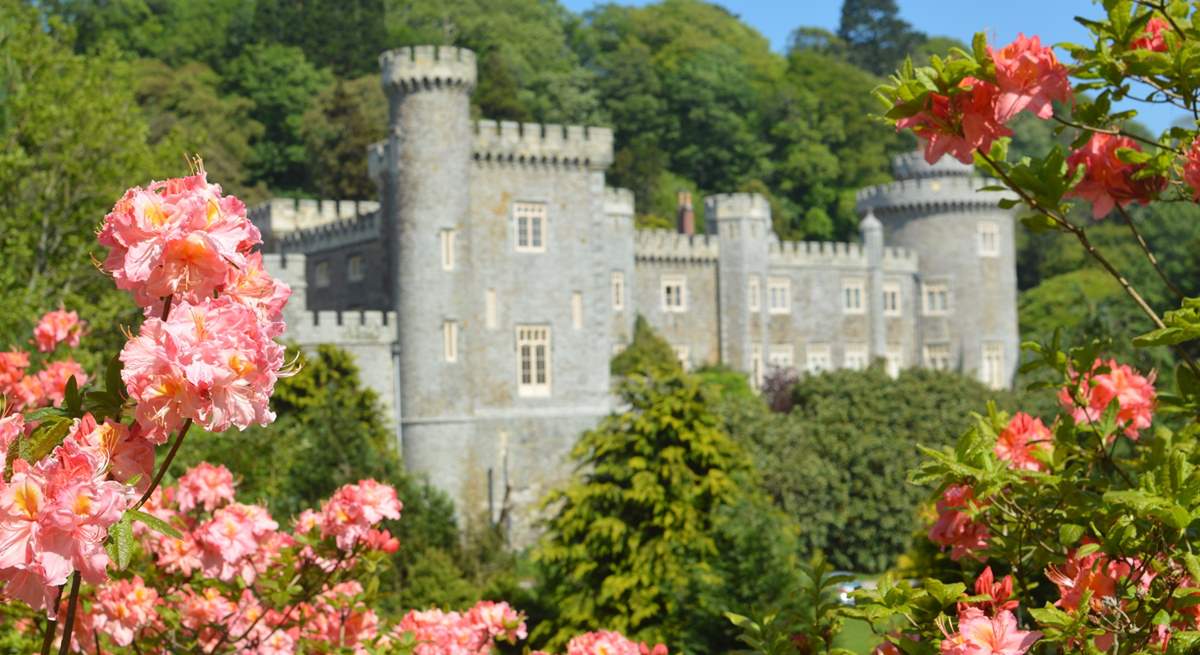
[{"left": 249, "top": 46, "right": 1019, "bottom": 543}]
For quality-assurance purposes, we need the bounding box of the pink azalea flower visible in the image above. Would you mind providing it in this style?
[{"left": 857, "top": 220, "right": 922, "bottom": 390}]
[
  {"left": 99, "top": 169, "right": 261, "bottom": 309},
  {"left": 961, "top": 567, "right": 1018, "bottom": 616},
  {"left": 467, "top": 600, "right": 528, "bottom": 643},
  {"left": 1132, "top": 17, "right": 1170, "bottom": 52},
  {"left": 1182, "top": 137, "right": 1200, "bottom": 201},
  {"left": 994, "top": 412, "right": 1052, "bottom": 472},
  {"left": 92, "top": 576, "right": 159, "bottom": 646},
  {"left": 1058, "top": 358, "right": 1156, "bottom": 439},
  {"left": 0, "top": 414, "right": 22, "bottom": 466},
  {"left": 224, "top": 252, "right": 292, "bottom": 337},
  {"left": 0, "top": 351, "right": 29, "bottom": 394},
  {"left": 940, "top": 607, "right": 1041, "bottom": 655},
  {"left": 567, "top": 630, "right": 657, "bottom": 655},
  {"left": 319, "top": 480, "right": 402, "bottom": 551},
  {"left": 1066, "top": 133, "right": 1166, "bottom": 218},
  {"left": 176, "top": 462, "right": 236, "bottom": 513},
  {"left": 32, "top": 310, "right": 86, "bottom": 354},
  {"left": 194, "top": 502, "right": 278, "bottom": 583},
  {"left": 896, "top": 77, "right": 1013, "bottom": 165},
  {"left": 989, "top": 34, "right": 1072, "bottom": 121},
  {"left": 928, "top": 484, "right": 989, "bottom": 561},
  {"left": 35, "top": 359, "right": 88, "bottom": 407}
]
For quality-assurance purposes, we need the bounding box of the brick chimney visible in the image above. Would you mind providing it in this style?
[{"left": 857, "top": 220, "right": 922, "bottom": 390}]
[{"left": 676, "top": 190, "right": 695, "bottom": 235}]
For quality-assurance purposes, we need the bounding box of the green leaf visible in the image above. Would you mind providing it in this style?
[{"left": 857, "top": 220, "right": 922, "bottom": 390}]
[
  {"left": 1184, "top": 553, "right": 1200, "bottom": 584},
  {"left": 108, "top": 514, "right": 134, "bottom": 570},
  {"left": 129, "top": 509, "right": 181, "bottom": 539},
  {"left": 17, "top": 415, "right": 73, "bottom": 464},
  {"left": 1059, "top": 523, "right": 1085, "bottom": 546}
]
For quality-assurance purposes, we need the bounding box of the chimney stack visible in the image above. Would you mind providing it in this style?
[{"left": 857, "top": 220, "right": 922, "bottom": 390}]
[{"left": 676, "top": 190, "right": 695, "bottom": 235}]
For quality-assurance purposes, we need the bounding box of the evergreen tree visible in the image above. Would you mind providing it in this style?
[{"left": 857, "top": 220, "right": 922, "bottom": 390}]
[
  {"left": 610, "top": 315, "right": 682, "bottom": 378},
  {"left": 302, "top": 78, "right": 386, "bottom": 199},
  {"left": 837, "top": 0, "right": 926, "bottom": 76}
]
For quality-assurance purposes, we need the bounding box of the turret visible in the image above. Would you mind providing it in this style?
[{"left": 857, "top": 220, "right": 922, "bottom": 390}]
[
  {"left": 708, "top": 193, "right": 772, "bottom": 384},
  {"left": 856, "top": 151, "right": 1019, "bottom": 389},
  {"left": 860, "top": 210, "right": 886, "bottom": 361},
  {"left": 379, "top": 46, "right": 478, "bottom": 434}
]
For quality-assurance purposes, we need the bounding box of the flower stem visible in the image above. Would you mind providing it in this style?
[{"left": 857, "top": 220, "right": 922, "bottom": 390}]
[
  {"left": 133, "top": 419, "right": 192, "bottom": 511},
  {"left": 1114, "top": 203, "right": 1186, "bottom": 301},
  {"left": 39, "top": 585, "right": 64, "bottom": 655},
  {"left": 159, "top": 295, "right": 173, "bottom": 322},
  {"left": 56, "top": 572, "right": 81, "bottom": 655}
]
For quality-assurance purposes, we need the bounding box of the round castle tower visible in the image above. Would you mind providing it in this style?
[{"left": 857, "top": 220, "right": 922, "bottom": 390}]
[
  {"left": 379, "top": 46, "right": 477, "bottom": 437},
  {"left": 856, "top": 152, "right": 1019, "bottom": 388}
]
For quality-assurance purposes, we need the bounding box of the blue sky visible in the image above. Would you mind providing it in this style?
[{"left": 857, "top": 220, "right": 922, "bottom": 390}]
[{"left": 559, "top": 0, "right": 1184, "bottom": 133}]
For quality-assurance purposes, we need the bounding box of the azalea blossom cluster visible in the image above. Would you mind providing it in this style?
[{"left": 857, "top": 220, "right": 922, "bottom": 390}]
[
  {"left": 0, "top": 311, "right": 89, "bottom": 412},
  {"left": 387, "top": 601, "right": 528, "bottom": 655},
  {"left": 1044, "top": 541, "right": 1159, "bottom": 651},
  {"left": 937, "top": 569, "right": 1042, "bottom": 655},
  {"left": 0, "top": 414, "right": 141, "bottom": 617},
  {"left": 1058, "top": 358, "right": 1156, "bottom": 439},
  {"left": 101, "top": 169, "right": 291, "bottom": 442}
]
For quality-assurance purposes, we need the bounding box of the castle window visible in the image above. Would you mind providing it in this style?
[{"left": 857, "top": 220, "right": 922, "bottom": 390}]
[
  {"left": 514, "top": 202, "right": 546, "bottom": 252},
  {"left": 924, "top": 343, "right": 952, "bottom": 371},
  {"left": 922, "top": 282, "right": 951, "bottom": 315},
  {"left": 572, "top": 292, "right": 583, "bottom": 329},
  {"left": 485, "top": 289, "right": 497, "bottom": 329},
  {"left": 440, "top": 229, "right": 456, "bottom": 270},
  {"left": 844, "top": 343, "right": 869, "bottom": 371},
  {"left": 443, "top": 321, "right": 458, "bottom": 363},
  {"left": 805, "top": 344, "right": 831, "bottom": 375},
  {"left": 612, "top": 272, "right": 625, "bottom": 311},
  {"left": 981, "top": 342, "right": 1006, "bottom": 389},
  {"left": 978, "top": 222, "right": 1000, "bottom": 257},
  {"left": 748, "top": 276, "right": 761, "bottom": 312},
  {"left": 516, "top": 326, "right": 551, "bottom": 397},
  {"left": 674, "top": 345, "right": 691, "bottom": 370},
  {"left": 661, "top": 275, "right": 687, "bottom": 312},
  {"left": 768, "top": 277, "right": 791, "bottom": 315},
  {"left": 885, "top": 345, "right": 904, "bottom": 378},
  {"left": 769, "top": 344, "right": 794, "bottom": 369},
  {"left": 314, "top": 261, "right": 331, "bottom": 288},
  {"left": 883, "top": 281, "right": 902, "bottom": 317},
  {"left": 842, "top": 278, "right": 865, "bottom": 315},
  {"left": 347, "top": 254, "right": 365, "bottom": 282},
  {"left": 751, "top": 344, "right": 763, "bottom": 389}
]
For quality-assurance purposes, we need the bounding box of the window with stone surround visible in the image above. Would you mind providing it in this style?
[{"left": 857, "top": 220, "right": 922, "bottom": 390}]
[
  {"left": 922, "top": 282, "right": 951, "bottom": 315},
  {"left": 516, "top": 326, "right": 551, "bottom": 397},
  {"left": 842, "top": 278, "right": 865, "bottom": 315},
  {"left": 748, "top": 275, "right": 761, "bottom": 312},
  {"left": 612, "top": 272, "right": 625, "bottom": 311},
  {"left": 514, "top": 202, "right": 546, "bottom": 252},
  {"left": 769, "top": 344, "right": 794, "bottom": 369},
  {"left": 442, "top": 321, "right": 458, "bottom": 363},
  {"left": 661, "top": 275, "right": 687, "bottom": 312},
  {"left": 768, "top": 277, "right": 791, "bottom": 315},
  {"left": 805, "top": 343, "right": 831, "bottom": 374},
  {"left": 347, "top": 254, "right": 364, "bottom": 282},
  {"left": 982, "top": 342, "right": 1006, "bottom": 389},
  {"left": 440, "top": 229, "right": 456, "bottom": 270},
  {"left": 885, "top": 345, "right": 904, "bottom": 378},
  {"left": 924, "top": 343, "right": 952, "bottom": 370},
  {"left": 844, "top": 343, "right": 869, "bottom": 370},
  {"left": 883, "top": 281, "right": 902, "bottom": 316},
  {"left": 751, "top": 344, "right": 763, "bottom": 388},
  {"left": 314, "top": 260, "right": 331, "bottom": 288},
  {"left": 978, "top": 221, "right": 1000, "bottom": 257}
]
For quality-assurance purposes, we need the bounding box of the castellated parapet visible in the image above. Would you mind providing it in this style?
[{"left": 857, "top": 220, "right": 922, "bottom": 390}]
[
  {"left": 855, "top": 174, "right": 1012, "bottom": 215},
  {"left": 706, "top": 192, "right": 771, "bottom": 222},
  {"left": 249, "top": 199, "right": 379, "bottom": 246},
  {"left": 472, "top": 120, "right": 613, "bottom": 169},
  {"left": 279, "top": 209, "right": 381, "bottom": 253},
  {"left": 634, "top": 229, "right": 719, "bottom": 263},
  {"left": 380, "top": 46, "right": 477, "bottom": 92},
  {"left": 604, "top": 187, "right": 635, "bottom": 220}
]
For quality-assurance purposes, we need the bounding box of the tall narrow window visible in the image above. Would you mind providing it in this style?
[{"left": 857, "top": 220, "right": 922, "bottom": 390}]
[
  {"left": 806, "top": 344, "right": 831, "bottom": 374},
  {"left": 982, "top": 342, "right": 1006, "bottom": 389},
  {"left": 886, "top": 345, "right": 904, "bottom": 378},
  {"left": 661, "top": 275, "right": 687, "bottom": 312},
  {"left": 611, "top": 272, "right": 625, "bottom": 311},
  {"left": 347, "top": 254, "right": 365, "bottom": 282},
  {"left": 516, "top": 326, "right": 551, "bottom": 397},
  {"left": 842, "top": 278, "right": 865, "bottom": 314},
  {"left": 882, "top": 281, "right": 902, "bottom": 317},
  {"left": 748, "top": 275, "right": 761, "bottom": 312},
  {"left": 768, "top": 277, "right": 791, "bottom": 315},
  {"left": 924, "top": 343, "right": 952, "bottom": 371},
  {"left": 514, "top": 202, "right": 547, "bottom": 252},
  {"left": 844, "top": 343, "right": 869, "bottom": 371},
  {"left": 440, "top": 229, "right": 456, "bottom": 270},
  {"left": 314, "top": 261, "right": 331, "bottom": 288},
  {"left": 978, "top": 221, "right": 1000, "bottom": 257},
  {"left": 751, "top": 344, "right": 763, "bottom": 389},
  {"left": 571, "top": 292, "right": 583, "bottom": 329},
  {"left": 922, "top": 282, "right": 951, "bottom": 315},
  {"left": 485, "top": 289, "right": 497, "bottom": 329},
  {"left": 442, "top": 321, "right": 458, "bottom": 363}
]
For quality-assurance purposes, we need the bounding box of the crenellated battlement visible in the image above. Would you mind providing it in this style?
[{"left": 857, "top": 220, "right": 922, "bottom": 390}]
[
  {"left": 882, "top": 246, "right": 920, "bottom": 272},
  {"left": 768, "top": 240, "right": 865, "bottom": 268},
  {"left": 381, "top": 46, "right": 477, "bottom": 93},
  {"left": 705, "top": 193, "right": 771, "bottom": 222},
  {"left": 250, "top": 199, "right": 380, "bottom": 244},
  {"left": 604, "top": 187, "right": 635, "bottom": 219},
  {"left": 279, "top": 210, "right": 382, "bottom": 253},
  {"left": 472, "top": 120, "right": 613, "bottom": 170},
  {"left": 634, "top": 229, "right": 719, "bottom": 263},
  {"left": 891, "top": 150, "right": 973, "bottom": 180},
  {"left": 855, "top": 175, "right": 1010, "bottom": 215}
]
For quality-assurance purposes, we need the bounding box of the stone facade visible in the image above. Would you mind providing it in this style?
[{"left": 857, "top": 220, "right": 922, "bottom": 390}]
[{"left": 251, "top": 46, "right": 1020, "bottom": 544}]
